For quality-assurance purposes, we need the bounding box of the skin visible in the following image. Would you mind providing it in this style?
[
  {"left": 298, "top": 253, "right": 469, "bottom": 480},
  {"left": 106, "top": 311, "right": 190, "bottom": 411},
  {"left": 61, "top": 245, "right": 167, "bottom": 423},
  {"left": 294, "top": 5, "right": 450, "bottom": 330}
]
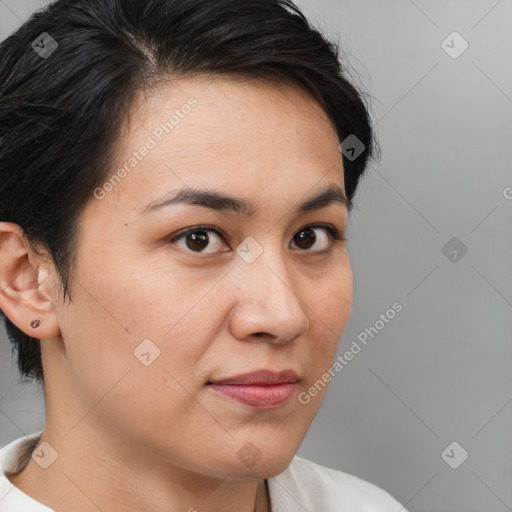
[{"left": 0, "top": 75, "right": 353, "bottom": 512}]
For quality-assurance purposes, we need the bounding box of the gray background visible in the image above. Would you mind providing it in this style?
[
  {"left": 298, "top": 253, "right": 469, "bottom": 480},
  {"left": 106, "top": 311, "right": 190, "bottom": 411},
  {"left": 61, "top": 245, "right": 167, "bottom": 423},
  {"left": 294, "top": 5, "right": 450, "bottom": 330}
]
[{"left": 1, "top": 1, "right": 511, "bottom": 511}]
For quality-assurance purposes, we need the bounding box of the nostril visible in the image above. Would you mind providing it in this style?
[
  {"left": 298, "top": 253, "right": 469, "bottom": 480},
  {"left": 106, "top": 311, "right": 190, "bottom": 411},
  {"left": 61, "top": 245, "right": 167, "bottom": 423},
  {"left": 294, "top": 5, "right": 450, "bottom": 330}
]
[{"left": 252, "top": 332, "right": 275, "bottom": 341}]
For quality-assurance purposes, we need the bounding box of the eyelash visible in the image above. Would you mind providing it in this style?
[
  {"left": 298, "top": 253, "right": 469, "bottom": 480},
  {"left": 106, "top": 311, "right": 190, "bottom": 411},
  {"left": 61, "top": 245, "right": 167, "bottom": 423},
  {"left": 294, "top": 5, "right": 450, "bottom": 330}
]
[{"left": 167, "top": 223, "right": 347, "bottom": 255}]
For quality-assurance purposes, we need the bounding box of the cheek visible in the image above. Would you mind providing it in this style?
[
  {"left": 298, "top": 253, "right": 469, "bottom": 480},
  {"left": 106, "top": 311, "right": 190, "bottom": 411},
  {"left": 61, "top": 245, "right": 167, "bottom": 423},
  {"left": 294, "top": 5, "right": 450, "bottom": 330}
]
[
  {"left": 310, "top": 264, "right": 353, "bottom": 345},
  {"left": 55, "top": 288, "right": 214, "bottom": 442},
  {"left": 296, "top": 270, "right": 352, "bottom": 415},
  {"left": 93, "top": 251, "right": 218, "bottom": 342}
]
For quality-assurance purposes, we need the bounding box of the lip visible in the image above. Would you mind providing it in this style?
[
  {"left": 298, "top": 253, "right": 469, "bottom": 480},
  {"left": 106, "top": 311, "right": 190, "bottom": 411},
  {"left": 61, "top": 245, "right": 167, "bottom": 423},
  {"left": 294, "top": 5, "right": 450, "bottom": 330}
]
[
  {"left": 207, "top": 369, "right": 300, "bottom": 409},
  {"left": 208, "top": 369, "right": 299, "bottom": 386}
]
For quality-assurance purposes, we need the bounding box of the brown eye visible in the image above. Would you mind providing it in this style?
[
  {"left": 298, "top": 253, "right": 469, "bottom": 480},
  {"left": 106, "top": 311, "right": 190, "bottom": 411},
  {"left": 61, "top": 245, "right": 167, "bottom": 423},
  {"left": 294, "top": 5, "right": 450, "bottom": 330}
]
[
  {"left": 184, "top": 230, "right": 209, "bottom": 252},
  {"left": 168, "top": 225, "right": 229, "bottom": 254},
  {"left": 167, "top": 223, "right": 345, "bottom": 255},
  {"left": 293, "top": 227, "right": 317, "bottom": 249},
  {"left": 290, "top": 226, "right": 332, "bottom": 252}
]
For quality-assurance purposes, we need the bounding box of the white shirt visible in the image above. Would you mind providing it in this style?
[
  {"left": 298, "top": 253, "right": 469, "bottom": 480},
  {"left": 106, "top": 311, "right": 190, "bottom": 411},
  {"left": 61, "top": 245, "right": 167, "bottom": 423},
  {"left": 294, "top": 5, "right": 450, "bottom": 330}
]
[{"left": 0, "top": 432, "right": 407, "bottom": 511}]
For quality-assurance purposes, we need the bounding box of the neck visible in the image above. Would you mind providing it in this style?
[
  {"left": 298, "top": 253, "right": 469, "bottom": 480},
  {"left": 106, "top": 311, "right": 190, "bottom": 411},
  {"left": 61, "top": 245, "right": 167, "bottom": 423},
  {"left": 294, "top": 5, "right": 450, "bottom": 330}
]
[{"left": 8, "top": 424, "right": 271, "bottom": 512}]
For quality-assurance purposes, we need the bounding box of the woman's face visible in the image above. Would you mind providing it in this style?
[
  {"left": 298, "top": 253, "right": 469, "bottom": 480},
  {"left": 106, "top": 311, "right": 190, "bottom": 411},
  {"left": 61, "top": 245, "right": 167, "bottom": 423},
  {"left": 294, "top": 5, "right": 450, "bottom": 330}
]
[{"left": 43, "top": 75, "right": 353, "bottom": 479}]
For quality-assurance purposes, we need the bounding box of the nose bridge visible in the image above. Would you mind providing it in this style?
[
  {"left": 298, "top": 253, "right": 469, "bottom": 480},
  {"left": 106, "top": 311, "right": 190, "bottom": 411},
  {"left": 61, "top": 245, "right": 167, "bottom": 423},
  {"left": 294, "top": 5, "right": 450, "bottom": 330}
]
[
  {"left": 231, "top": 236, "right": 310, "bottom": 339},
  {"left": 237, "top": 235, "right": 295, "bottom": 301}
]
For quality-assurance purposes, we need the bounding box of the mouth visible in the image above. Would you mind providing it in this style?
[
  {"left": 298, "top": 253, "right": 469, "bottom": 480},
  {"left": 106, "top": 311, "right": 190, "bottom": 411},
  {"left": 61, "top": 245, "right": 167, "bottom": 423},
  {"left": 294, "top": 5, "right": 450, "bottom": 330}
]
[{"left": 206, "top": 369, "right": 300, "bottom": 409}]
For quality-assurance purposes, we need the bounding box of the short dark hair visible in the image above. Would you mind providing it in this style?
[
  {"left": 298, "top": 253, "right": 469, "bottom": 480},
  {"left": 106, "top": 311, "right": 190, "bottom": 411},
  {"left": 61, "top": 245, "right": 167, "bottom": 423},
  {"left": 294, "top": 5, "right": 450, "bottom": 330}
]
[{"left": 0, "top": 0, "right": 377, "bottom": 383}]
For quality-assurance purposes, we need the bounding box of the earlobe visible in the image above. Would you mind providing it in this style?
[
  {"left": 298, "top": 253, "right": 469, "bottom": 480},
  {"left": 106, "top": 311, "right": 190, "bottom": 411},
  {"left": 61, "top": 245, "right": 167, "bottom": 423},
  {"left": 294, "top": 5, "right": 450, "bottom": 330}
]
[{"left": 0, "top": 222, "right": 61, "bottom": 340}]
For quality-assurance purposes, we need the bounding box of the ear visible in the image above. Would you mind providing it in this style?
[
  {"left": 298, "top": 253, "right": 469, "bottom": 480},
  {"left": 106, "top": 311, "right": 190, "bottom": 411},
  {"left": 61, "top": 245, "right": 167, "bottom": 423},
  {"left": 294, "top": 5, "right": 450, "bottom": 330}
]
[{"left": 0, "top": 222, "right": 61, "bottom": 340}]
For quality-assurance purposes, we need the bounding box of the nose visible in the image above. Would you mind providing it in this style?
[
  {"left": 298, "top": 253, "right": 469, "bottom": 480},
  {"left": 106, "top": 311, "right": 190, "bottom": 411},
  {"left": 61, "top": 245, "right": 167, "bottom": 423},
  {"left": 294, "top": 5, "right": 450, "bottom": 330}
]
[{"left": 228, "top": 245, "right": 310, "bottom": 344}]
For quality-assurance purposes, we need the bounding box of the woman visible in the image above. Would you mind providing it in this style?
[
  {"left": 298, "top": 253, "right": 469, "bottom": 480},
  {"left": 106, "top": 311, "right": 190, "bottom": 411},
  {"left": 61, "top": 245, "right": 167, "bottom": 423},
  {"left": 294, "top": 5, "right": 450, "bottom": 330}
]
[{"left": 0, "top": 0, "right": 408, "bottom": 510}]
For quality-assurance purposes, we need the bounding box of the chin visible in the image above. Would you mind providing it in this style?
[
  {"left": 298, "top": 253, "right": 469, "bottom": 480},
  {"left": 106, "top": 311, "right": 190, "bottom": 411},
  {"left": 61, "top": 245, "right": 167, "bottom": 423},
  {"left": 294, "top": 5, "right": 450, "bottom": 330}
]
[{"left": 215, "top": 441, "right": 299, "bottom": 481}]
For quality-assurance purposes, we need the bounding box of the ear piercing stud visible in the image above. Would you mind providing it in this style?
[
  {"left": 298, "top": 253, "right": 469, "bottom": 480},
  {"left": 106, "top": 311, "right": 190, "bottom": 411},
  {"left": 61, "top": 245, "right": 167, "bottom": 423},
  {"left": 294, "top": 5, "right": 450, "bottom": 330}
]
[{"left": 30, "top": 319, "right": 41, "bottom": 329}]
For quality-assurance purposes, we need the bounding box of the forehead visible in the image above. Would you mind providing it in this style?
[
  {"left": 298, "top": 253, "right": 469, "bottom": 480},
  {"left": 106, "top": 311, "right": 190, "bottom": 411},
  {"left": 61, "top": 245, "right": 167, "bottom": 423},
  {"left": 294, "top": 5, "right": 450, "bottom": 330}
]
[
  {"left": 125, "top": 74, "right": 340, "bottom": 159},
  {"left": 91, "top": 75, "right": 345, "bottom": 218}
]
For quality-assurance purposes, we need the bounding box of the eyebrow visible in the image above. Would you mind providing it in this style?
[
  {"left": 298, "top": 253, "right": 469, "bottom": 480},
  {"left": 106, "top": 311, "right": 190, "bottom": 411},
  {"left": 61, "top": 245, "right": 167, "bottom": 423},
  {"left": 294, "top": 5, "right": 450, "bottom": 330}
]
[{"left": 141, "top": 183, "right": 352, "bottom": 216}]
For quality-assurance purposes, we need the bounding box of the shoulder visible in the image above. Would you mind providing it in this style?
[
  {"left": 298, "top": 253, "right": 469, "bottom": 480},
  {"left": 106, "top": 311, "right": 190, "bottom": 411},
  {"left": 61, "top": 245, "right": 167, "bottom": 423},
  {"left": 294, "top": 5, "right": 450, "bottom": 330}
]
[
  {"left": 267, "top": 455, "right": 407, "bottom": 512},
  {"left": 0, "top": 432, "right": 54, "bottom": 512}
]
